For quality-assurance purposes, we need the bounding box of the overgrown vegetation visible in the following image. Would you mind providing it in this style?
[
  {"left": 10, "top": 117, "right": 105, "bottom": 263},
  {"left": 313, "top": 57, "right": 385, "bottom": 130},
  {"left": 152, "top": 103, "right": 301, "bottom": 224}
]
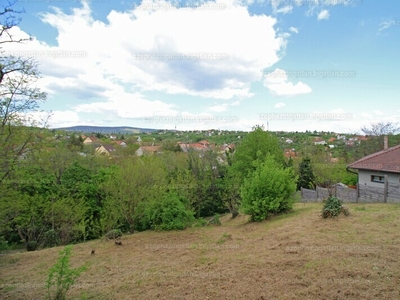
[
  {"left": 45, "top": 246, "right": 86, "bottom": 300},
  {"left": 241, "top": 156, "right": 297, "bottom": 221},
  {"left": 104, "top": 229, "right": 123, "bottom": 240},
  {"left": 142, "top": 193, "right": 195, "bottom": 231},
  {"left": 322, "top": 196, "right": 350, "bottom": 218},
  {"left": 0, "top": 3, "right": 395, "bottom": 248}
]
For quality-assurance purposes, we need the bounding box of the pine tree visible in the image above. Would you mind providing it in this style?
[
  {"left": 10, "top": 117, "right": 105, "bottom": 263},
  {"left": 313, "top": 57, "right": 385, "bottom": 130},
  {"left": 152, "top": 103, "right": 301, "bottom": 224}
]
[{"left": 297, "top": 157, "right": 315, "bottom": 190}]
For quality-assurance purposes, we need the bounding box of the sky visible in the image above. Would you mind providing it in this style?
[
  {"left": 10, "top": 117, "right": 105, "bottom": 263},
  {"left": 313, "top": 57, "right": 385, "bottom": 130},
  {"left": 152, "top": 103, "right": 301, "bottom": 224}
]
[{"left": 2, "top": 0, "right": 400, "bottom": 133}]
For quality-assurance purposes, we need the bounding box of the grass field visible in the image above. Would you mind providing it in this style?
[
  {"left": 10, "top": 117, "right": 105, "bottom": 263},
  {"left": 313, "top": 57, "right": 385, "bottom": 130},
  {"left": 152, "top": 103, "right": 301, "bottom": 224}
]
[{"left": 1, "top": 203, "right": 400, "bottom": 299}]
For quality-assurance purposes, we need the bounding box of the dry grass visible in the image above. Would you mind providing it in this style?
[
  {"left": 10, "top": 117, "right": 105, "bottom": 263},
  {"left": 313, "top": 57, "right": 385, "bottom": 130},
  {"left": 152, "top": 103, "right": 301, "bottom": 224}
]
[{"left": 1, "top": 203, "right": 400, "bottom": 299}]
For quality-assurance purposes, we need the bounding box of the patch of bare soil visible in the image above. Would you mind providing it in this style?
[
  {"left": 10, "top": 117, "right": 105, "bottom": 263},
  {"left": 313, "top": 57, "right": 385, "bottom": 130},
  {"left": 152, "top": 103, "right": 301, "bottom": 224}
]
[{"left": 1, "top": 203, "right": 400, "bottom": 299}]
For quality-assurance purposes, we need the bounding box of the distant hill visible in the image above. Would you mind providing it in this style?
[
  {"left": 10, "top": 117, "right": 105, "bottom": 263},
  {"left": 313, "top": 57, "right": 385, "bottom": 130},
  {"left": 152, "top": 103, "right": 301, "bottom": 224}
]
[{"left": 55, "top": 126, "right": 159, "bottom": 134}]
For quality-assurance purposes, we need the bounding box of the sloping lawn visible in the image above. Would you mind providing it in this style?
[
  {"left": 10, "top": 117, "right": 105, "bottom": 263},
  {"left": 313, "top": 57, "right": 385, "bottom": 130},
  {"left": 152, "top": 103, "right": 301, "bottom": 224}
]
[{"left": 1, "top": 203, "right": 400, "bottom": 299}]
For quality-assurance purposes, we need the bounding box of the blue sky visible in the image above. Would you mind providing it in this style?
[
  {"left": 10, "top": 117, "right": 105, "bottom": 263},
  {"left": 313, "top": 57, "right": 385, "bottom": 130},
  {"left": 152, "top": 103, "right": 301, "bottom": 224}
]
[{"left": 3, "top": 0, "right": 400, "bottom": 132}]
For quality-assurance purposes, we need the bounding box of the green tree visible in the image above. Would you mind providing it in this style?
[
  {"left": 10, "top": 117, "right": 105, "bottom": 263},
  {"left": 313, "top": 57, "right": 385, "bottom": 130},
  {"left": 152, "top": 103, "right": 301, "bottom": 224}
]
[
  {"left": 297, "top": 157, "right": 315, "bottom": 190},
  {"left": 101, "top": 156, "right": 167, "bottom": 233},
  {"left": 226, "top": 125, "right": 285, "bottom": 216},
  {"left": 140, "top": 193, "right": 195, "bottom": 231},
  {"left": 187, "top": 149, "right": 227, "bottom": 218},
  {"left": 241, "top": 156, "right": 297, "bottom": 222},
  {"left": 46, "top": 245, "right": 86, "bottom": 300},
  {"left": 161, "top": 140, "right": 182, "bottom": 152},
  {"left": 230, "top": 125, "right": 285, "bottom": 182},
  {"left": 0, "top": 3, "right": 47, "bottom": 185}
]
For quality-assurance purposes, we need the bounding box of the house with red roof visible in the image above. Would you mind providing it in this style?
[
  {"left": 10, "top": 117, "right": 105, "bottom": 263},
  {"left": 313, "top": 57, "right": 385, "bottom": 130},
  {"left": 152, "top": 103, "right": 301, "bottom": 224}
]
[
  {"left": 178, "top": 140, "right": 214, "bottom": 152},
  {"left": 347, "top": 139, "right": 400, "bottom": 201},
  {"left": 135, "top": 145, "right": 162, "bottom": 156},
  {"left": 284, "top": 148, "right": 296, "bottom": 158}
]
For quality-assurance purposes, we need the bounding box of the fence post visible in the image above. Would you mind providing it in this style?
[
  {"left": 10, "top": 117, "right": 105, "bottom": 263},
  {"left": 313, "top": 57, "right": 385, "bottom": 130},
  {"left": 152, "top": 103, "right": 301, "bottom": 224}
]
[
  {"left": 356, "top": 184, "right": 359, "bottom": 203},
  {"left": 384, "top": 175, "right": 388, "bottom": 203}
]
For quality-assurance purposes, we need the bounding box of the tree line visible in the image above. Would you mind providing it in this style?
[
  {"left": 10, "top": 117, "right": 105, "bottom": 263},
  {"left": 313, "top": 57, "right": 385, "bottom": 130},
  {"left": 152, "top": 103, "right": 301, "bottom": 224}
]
[{"left": 1, "top": 2, "right": 396, "bottom": 252}]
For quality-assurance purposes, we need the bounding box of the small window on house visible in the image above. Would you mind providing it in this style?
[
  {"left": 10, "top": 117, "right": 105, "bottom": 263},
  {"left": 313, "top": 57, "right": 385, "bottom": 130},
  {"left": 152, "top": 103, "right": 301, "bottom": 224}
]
[{"left": 371, "top": 175, "right": 385, "bottom": 183}]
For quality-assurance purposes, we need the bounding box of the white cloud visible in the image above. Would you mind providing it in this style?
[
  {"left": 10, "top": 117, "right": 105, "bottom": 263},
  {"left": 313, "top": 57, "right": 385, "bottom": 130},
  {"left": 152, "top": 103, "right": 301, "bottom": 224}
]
[
  {"left": 27, "top": 110, "right": 82, "bottom": 128},
  {"left": 317, "top": 10, "right": 330, "bottom": 20},
  {"left": 231, "top": 100, "right": 241, "bottom": 106},
  {"left": 209, "top": 103, "right": 229, "bottom": 112},
  {"left": 274, "top": 102, "right": 286, "bottom": 108},
  {"left": 275, "top": 5, "right": 293, "bottom": 14},
  {"left": 24, "top": 0, "right": 286, "bottom": 102},
  {"left": 379, "top": 21, "right": 397, "bottom": 31},
  {"left": 74, "top": 88, "right": 178, "bottom": 119},
  {"left": 360, "top": 112, "right": 372, "bottom": 119},
  {"left": 0, "top": 0, "right": 293, "bottom": 127},
  {"left": 329, "top": 108, "right": 345, "bottom": 114},
  {"left": 289, "top": 27, "right": 299, "bottom": 33},
  {"left": 263, "top": 68, "right": 312, "bottom": 96},
  {"left": 374, "top": 110, "right": 384, "bottom": 115}
]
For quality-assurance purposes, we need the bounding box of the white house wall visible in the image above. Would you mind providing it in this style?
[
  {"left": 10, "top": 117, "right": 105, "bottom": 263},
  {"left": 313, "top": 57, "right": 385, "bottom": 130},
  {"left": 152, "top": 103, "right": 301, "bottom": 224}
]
[{"left": 358, "top": 170, "right": 400, "bottom": 188}]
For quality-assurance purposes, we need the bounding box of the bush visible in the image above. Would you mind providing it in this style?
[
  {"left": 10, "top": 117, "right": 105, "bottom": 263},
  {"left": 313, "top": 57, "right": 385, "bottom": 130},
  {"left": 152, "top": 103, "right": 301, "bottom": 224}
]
[
  {"left": 43, "top": 230, "right": 61, "bottom": 248},
  {"left": 0, "top": 236, "right": 9, "bottom": 251},
  {"left": 26, "top": 240, "right": 38, "bottom": 252},
  {"left": 105, "top": 229, "right": 123, "bottom": 240},
  {"left": 241, "top": 156, "right": 297, "bottom": 222},
  {"left": 46, "top": 245, "right": 86, "bottom": 300},
  {"left": 146, "top": 193, "right": 195, "bottom": 231},
  {"left": 192, "top": 218, "right": 208, "bottom": 227},
  {"left": 207, "top": 214, "right": 222, "bottom": 226},
  {"left": 322, "top": 196, "right": 349, "bottom": 218}
]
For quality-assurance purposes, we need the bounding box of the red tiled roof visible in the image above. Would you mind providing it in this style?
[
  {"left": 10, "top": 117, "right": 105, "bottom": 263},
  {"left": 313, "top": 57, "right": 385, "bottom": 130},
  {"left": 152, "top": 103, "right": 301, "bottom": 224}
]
[
  {"left": 179, "top": 143, "right": 209, "bottom": 151},
  {"left": 99, "top": 144, "right": 116, "bottom": 152},
  {"left": 284, "top": 148, "right": 296, "bottom": 158},
  {"left": 347, "top": 144, "right": 400, "bottom": 173},
  {"left": 142, "top": 146, "right": 162, "bottom": 152}
]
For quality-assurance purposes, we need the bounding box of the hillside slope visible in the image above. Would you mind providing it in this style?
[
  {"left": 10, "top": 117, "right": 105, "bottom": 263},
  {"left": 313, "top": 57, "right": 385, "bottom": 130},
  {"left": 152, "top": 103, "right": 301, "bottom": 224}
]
[{"left": 1, "top": 203, "right": 400, "bottom": 299}]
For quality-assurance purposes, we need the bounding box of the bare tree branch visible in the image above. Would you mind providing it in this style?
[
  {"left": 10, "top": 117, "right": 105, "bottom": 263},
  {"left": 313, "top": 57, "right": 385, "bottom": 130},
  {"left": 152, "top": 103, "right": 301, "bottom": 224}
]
[{"left": 361, "top": 122, "right": 400, "bottom": 136}]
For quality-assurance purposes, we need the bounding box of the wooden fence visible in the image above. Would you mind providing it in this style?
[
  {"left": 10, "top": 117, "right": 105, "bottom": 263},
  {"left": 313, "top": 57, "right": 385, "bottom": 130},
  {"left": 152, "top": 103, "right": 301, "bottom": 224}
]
[
  {"left": 301, "top": 185, "right": 357, "bottom": 203},
  {"left": 301, "top": 182, "right": 400, "bottom": 203}
]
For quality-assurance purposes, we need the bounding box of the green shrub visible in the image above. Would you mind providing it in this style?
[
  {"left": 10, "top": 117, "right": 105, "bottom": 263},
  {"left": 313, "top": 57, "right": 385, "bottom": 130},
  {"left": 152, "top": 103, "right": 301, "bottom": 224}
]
[
  {"left": 354, "top": 206, "right": 366, "bottom": 211},
  {"left": 43, "top": 230, "right": 61, "bottom": 248},
  {"left": 147, "top": 193, "right": 195, "bottom": 231},
  {"left": 192, "top": 218, "right": 208, "bottom": 227},
  {"left": 0, "top": 236, "right": 9, "bottom": 251},
  {"left": 46, "top": 245, "right": 86, "bottom": 300},
  {"left": 105, "top": 229, "right": 123, "bottom": 240},
  {"left": 322, "top": 196, "right": 349, "bottom": 218},
  {"left": 26, "top": 241, "right": 38, "bottom": 252},
  {"left": 207, "top": 214, "right": 222, "bottom": 226},
  {"left": 241, "top": 156, "right": 297, "bottom": 222}
]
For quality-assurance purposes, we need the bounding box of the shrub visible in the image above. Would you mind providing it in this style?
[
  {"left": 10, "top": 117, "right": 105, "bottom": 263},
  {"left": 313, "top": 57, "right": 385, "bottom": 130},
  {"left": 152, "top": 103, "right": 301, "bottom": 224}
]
[
  {"left": 241, "top": 156, "right": 297, "bottom": 222},
  {"left": 192, "top": 218, "right": 208, "bottom": 227},
  {"left": 105, "top": 229, "right": 123, "bottom": 240},
  {"left": 43, "top": 230, "right": 61, "bottom": 248},
  {"left": 46, "top": 245, "right": 86, "bottom": 300},
  {"left": 207, "top": 214, "right": 222, "bottom": 226},
  {"left": 147, "top": 193, "right": 195, "bottom": 231},
  {"left": 322, "top": 196, "right": 349, "bottom": 218},
  {"left": 26, "top": 240, "right": 38, "bottom": 252},
  {"left": 0, "top": 236, "right": 9, "bottom": 251}
]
